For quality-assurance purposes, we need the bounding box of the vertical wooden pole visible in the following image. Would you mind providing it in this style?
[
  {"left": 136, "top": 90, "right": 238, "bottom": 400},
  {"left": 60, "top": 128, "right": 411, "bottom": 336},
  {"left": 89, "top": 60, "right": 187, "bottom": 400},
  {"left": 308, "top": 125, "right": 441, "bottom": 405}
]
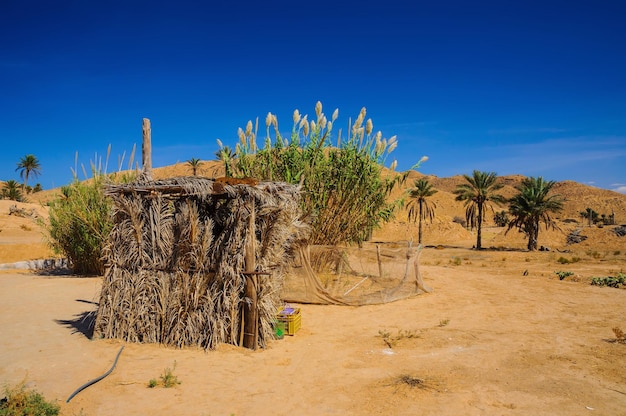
[
  {"left": 243, "top": 199, "right": 258, "bottom": 349},
  {"left": 142, "top": 118, "right": 152, "bottom": 178},
  {"left": 376, "top": 244, "right": 383, "bottom": 278}
]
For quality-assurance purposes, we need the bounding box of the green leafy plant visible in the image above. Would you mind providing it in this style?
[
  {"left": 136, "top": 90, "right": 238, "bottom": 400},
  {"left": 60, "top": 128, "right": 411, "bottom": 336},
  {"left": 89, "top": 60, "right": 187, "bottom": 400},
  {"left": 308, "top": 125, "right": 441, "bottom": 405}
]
[
  {"left": 160, "top": 362, "right": 181, "bottom": 388},
  {"left": 0, "top": 380, "right": 60, "bottom": 416},
  {"left": 147, "top": 379, "right": 158, "bottom": 388},
  {"left": 590, "top": 273, "right": 626, "bottom": 288},
  {"left": 218, "top": 102, "right": 425, "bottom": 245},
  {"left": 45, "top": 175, "right": 112, "bottom": 275},
  {"left": 555, "top": 271, "right": 574, "bottom": 280},
  {"left": 44, "top": 148, "right": 135, "bottom": 275}
]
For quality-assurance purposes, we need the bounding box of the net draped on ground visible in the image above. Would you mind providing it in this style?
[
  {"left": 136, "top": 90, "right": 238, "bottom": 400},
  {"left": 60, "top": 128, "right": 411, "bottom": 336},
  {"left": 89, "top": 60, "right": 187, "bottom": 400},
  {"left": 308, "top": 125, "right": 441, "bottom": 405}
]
[{"left": 281, "top": 242, "right": 429, "bottom": 306}]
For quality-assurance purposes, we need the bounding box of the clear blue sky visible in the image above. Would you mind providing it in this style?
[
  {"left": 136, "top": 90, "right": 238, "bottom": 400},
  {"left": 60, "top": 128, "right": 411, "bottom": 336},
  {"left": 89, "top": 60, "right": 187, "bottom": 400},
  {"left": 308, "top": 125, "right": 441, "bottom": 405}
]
[{"left": 2, "top": 0, "right": 625, "bottom": 193}]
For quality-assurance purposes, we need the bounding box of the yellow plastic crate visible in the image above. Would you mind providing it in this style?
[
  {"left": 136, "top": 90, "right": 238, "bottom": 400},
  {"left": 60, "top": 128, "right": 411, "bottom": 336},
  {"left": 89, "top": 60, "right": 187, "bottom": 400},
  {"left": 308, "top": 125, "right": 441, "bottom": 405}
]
[{"left": 276, "top": 306, "right": 301, "bottom": 335}]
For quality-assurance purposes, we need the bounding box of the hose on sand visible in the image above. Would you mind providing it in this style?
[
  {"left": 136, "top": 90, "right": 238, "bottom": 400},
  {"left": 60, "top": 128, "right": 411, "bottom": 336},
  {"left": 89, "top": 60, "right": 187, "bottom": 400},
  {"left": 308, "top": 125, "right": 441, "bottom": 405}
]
[{"left": 66, "top": 346, "right": 124, "bottom": 403}]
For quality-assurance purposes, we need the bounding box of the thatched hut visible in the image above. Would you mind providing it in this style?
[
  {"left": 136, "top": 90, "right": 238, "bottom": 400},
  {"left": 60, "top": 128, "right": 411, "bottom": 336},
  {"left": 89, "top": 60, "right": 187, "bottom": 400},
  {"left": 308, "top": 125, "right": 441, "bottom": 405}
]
[{"left": 93, "top": 175, "right": 309, "bottom": 350}]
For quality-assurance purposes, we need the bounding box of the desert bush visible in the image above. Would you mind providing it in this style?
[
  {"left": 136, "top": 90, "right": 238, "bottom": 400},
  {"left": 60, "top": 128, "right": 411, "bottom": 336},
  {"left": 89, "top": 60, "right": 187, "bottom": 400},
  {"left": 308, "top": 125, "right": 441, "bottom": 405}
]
[
  {"left": 148, "top": 362, "right": 181, "bottom": 388},
  {"left": 46, "top": 174, "right": 113, "bottom": 275},
  {"left": 377, "top": 329, "right": 420, "bottom": 348},
  {"left": 557, "top": 256, "right": 580, "bottom": 264},
  {"left": 590, "top": 273, "right": 626, "bottom": 288},
  {"left": 44, "top": 149, "right": 136, "bottom": 275},
  {"left": 493, "top": 210, "right": 509, "bottom": 227},
  {"left": 452, "top": 216, "right": 467, "bottom": 228},
  {"left": 555, "top": 270, "right": 574, "bottom": 280},
  {"left": 219, "top": 102, "right": 424, "bottom": 245},
  {"left": 0, "top": 381, "right": 60, "bottom": 416}
]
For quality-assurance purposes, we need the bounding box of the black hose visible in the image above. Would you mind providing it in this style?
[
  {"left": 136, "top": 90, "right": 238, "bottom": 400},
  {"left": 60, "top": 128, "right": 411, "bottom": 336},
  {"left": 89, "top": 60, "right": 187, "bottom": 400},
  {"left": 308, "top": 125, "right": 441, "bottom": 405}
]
[{"left": 66, "top": 346, "right": 125, "bottom": 403}]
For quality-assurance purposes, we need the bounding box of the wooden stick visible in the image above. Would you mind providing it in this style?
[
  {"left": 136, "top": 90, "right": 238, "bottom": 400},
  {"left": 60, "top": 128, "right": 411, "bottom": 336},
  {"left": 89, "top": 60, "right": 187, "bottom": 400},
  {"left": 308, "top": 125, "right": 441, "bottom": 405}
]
[
  {"left": 243, "top": 199, "right": 258, "bottom": 349},
  {"left": 142, "top": 118, "right": 152, "bottom": 177}
]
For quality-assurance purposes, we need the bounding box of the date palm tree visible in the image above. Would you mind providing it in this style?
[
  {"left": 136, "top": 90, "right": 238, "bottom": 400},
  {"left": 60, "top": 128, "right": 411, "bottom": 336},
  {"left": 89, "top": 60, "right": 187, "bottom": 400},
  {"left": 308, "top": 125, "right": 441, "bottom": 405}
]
[
  {"left": 453, "top": 170, "right": 506, "bottom": 249},
  {"left": 215, "top": 145, "right": 234, "bottom": 178},
  {"left": 406, "top": 178, "right": 437, "bottom": 244},
  {"left": 16, "top": 154, "right": 41, "bottom": 191},
  {"left": 186, "top": 158, "right": 203, "bottom": 176},
  {"left": 2, "top": 179, "right": 25, "bottom": 201},
  {"left": 506, "top": 176, "right": 564, "bottom": 251}
]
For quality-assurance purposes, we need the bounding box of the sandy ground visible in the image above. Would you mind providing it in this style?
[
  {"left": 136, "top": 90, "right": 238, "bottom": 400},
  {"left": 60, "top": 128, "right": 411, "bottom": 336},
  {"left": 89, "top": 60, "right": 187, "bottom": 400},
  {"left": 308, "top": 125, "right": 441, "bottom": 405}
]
[{"left": 1, "top": 199, "right": 625, "bottom": 415}]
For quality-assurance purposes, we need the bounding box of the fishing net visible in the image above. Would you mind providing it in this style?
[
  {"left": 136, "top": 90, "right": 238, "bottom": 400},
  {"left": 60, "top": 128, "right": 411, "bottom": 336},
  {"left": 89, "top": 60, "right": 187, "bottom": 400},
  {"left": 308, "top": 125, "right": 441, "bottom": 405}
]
[{"left": 281, "top": 242, "right": 431, "bottom": 306}]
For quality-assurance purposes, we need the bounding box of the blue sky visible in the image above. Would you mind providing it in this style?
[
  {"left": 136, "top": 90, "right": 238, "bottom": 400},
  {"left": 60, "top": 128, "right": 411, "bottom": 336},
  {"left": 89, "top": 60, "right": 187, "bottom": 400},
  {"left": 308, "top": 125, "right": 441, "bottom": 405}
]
[{"left": 1, "top": 0, "right": 625, "bottom": 193}]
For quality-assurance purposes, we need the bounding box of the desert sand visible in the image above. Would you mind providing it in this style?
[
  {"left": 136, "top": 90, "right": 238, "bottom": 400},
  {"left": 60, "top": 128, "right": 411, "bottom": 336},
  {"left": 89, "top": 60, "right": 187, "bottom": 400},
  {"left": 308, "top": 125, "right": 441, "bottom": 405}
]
[{"left": 1, "top": 175, "right": 625, "bottom": 415}]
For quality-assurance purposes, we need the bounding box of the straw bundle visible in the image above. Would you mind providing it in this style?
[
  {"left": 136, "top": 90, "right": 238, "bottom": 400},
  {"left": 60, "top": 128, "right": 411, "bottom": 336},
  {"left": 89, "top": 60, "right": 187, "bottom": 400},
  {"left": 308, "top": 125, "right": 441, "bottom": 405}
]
[{"left": 94, "top": 176, "right": 308, "bottom": 349}]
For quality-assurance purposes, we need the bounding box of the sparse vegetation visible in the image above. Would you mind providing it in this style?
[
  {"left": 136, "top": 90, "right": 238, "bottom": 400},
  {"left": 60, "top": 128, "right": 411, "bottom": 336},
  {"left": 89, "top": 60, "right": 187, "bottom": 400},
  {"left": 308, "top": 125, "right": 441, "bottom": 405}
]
[
  {"left": 557, "top": 256, "right": 581, "bottom": 264},
  {"left": 449, "top": 257, "right": 462, "bottom": 266},
  {"left": 438, "top": 319, "right": 450, "bottom": 327},
  {"left": 612, "top": 327, "right": 626, "bottom": 344},
  {"left": 452, "top": 216, "right": 467, "bottom": 228},
  {"left": 0, "top": 380, "right": 60, "bottom": 416},
  {"left": 555, "top": 271, "right": 574, "bottom": 280},
  {"left": 590, "top": 273, "right": 626, "bottom": 288},
  {"left": 377, "top": 329, "right": 420, "bottom": 348},
  {"left": 148, "top": 362, "right": 181, "bottom": 388}
]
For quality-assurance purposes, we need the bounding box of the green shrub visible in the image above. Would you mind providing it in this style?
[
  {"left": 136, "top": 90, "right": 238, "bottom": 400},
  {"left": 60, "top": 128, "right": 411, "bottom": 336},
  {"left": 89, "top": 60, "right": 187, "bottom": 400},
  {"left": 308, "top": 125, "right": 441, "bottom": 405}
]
[
  {"left": 148, "top": 362, "right": 181, "bottom": 388},
  {"left": 493, "top": 210, "right": 509, "bottom": 227},
  {"left": 45, "top": 174, "right": 113, "bottom": 275},
  {"left": 590, "top": 273, "right": 626, "bottom": 288},
  {"left": 0, "top": 381, "right": 60, "bottom": 416},
  {"left": 219, "top": 102, "right": 423, "bottom": 245},
  {"left": 555, "top": 271, "right": 574, "bottom": 280}
]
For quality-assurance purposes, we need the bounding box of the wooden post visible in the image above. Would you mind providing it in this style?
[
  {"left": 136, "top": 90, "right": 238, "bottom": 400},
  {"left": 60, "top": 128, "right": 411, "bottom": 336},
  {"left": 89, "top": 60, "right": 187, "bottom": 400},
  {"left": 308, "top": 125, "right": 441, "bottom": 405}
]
[
  {"left": 142, "top": 118, "right": 152, "bottom": 177},
  {"left": 376, "top": 244, "right": 383, "bottom": 278},
  {"left": 243, "top": 199, "right": 258, "bottom": 349}
]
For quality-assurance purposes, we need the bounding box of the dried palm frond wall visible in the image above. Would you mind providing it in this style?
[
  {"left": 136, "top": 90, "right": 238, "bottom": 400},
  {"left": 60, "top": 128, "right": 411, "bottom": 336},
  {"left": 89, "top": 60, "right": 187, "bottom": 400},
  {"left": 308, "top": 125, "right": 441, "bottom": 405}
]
[{"left": 94, "top": 176, "right": 309, "bottom": 349}]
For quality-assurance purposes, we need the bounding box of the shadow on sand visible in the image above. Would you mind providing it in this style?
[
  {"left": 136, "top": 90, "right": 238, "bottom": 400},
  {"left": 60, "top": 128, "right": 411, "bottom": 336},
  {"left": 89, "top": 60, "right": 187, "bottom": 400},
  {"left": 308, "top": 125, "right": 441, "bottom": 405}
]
[{"left": 55, "top": 307, "right": 97, "bottom": 339}]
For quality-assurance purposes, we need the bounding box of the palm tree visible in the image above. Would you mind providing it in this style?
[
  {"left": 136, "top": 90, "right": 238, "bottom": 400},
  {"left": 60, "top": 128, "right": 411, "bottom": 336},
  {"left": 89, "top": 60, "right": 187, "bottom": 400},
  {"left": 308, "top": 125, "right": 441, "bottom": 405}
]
[
  {"left": 2, "top": 180, "right": 25, "bottom": 201},
  {"left": 186, "top": 158, "right": 203, "bottom": 176},
  {"left": 16, "top": 154, "right": 42, "bottom": 191},
  {"left": 453, "top": 170, "right": 506, "bottom": 249},
  {"left": 506, "top": 176, "right": 564, "bottom": 251},
  {"left": 406, "top": 178, "right": 438, "bottom": 244},
  {"left": 215, "top": 146, "right": 234, "bottom": 177}
]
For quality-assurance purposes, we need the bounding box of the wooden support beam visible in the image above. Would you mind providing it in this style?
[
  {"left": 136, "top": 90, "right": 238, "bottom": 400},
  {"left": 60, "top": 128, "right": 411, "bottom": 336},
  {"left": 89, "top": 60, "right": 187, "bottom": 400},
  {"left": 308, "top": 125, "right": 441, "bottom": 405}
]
[{"left": 243, "top": 199, "right": 258, "bottom": 349}]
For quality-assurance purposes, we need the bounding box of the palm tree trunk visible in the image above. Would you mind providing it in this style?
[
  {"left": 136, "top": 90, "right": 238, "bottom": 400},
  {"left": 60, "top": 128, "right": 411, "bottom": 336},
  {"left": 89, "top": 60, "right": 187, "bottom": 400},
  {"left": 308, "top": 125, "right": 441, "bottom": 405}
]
[
  {"left": 418, "top": 200, "right": 424, "bottom": 244},
  {"left": 476, "top": 202, "right": 483, "bottom": 249}
]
